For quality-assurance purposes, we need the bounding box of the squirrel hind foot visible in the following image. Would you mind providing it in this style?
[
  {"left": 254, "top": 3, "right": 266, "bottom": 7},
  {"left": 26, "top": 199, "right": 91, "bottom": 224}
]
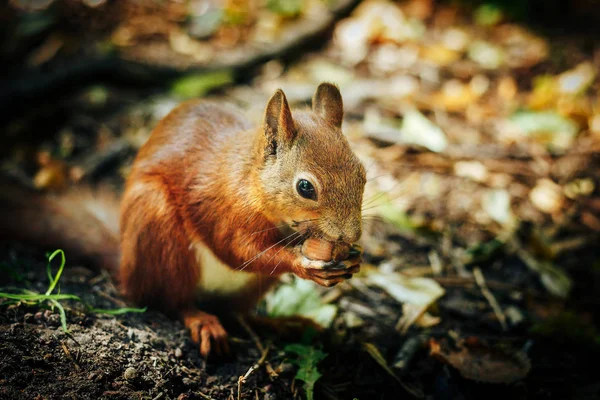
[{"left": 182, "top": 309, "right": 230, "bottom": 358}]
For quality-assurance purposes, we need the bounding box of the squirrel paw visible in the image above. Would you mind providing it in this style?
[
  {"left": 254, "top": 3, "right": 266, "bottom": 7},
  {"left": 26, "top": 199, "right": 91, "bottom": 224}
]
[
  {"left": 296, "top": 246, "right": 362, "bottom": 287},
  {"left": 183, "top": 309, "right": 230, "bottom": 358}
]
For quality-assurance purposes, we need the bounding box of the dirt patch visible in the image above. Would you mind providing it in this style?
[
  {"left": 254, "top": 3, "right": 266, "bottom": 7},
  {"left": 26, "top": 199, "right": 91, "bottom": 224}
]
[{"left": 2, "top": 243, "right": 600, "bottom": 400}]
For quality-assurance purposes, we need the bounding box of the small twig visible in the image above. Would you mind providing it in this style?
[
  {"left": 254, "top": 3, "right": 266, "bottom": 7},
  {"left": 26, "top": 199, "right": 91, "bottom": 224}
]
[
  {"left": 64, "top": 331, "right": 81, "bottom": 347},
  {"left": 114, "top": 320, "right": 129, "bottom": 331},
  {"left": 195, "top": 391, "right": 215, "bottom": 400},
  {"left": 88, "top": 271, "right": 109, "bottom": 286},
  {"left": 95, "top": 289, "right": 128, "bottom": 308},
  {"left": 163, "top": 365, "right": 177, "bottom": 377},
  {"left": 473, "top": 267, "right": 508, "bottom": 331},
  {"left": 61, "top": 342, "right": 81, "bottom": 371},
  {"left": 237, "top": 344, "right": 270, "bottom": 400},
  {"left": 432, "top": 276, "right": 544, "bottom": 296},
  {"left": 237, "top": 315, "right": 265, "bottom": 353},
  {"left": 236, "top": 315, "right": 278, "bottom": 379}
]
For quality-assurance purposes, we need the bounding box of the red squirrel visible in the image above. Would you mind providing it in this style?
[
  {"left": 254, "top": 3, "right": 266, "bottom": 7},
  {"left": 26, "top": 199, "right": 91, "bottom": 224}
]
[{"left": 0, "top": 83, "right": 366, "bottom": 357}]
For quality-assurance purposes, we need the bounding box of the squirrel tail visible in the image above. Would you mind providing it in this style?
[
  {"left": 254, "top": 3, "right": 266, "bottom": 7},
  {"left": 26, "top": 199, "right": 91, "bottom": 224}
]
[{"left": 0, "top": 176, "right": 121, "bottom": 281}]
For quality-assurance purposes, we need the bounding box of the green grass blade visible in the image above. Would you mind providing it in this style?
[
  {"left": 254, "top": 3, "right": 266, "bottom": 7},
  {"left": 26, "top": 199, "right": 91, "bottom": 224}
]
[
  {"left": 45, "top": 249, "right": 66, "bottom": 296},
  {"left": 90, "top": 306, "right": 147, "bottom": 315},
  {"left": 0, "top": 292, "right": 80, "bottom": 301},
  {"left": 50, "top": 299, "right": 69, "bottom": 332}
]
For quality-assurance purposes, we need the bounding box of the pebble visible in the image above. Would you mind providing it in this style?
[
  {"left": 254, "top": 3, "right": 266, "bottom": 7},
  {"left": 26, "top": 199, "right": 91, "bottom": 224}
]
[
  {"left": 174, "top": 347, "right": 183, "bottom": 358},
  {"left": 123, "top": 367, "right": 137, "bottom": 380},
  {"left": 47, "top": 313, "right": 60, "bottom": 327}
]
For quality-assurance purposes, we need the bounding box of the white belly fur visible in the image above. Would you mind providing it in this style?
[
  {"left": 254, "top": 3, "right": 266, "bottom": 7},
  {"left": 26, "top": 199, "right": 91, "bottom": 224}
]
[{"left": 193, "top": 241, "right": 258, "bottom": 298}]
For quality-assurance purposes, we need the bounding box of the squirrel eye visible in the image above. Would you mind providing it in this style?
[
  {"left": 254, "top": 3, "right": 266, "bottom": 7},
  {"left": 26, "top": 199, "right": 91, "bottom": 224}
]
[{"left": 296, "top": 179, "right": 317, "bottom": 201}]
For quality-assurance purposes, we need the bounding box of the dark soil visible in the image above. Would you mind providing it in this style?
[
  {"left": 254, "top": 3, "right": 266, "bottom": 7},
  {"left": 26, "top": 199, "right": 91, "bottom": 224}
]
[{"left": 2, "top": 240, "right": 599, "bottom": 400}]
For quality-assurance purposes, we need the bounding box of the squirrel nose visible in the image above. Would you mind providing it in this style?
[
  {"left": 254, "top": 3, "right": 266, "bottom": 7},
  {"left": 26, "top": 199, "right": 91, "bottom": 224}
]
[
  {"left": 341, "top": 229, "right": 361, "bottom": 243},
  {"left": 339, "top": 220, "right": 362, "bottom": 243}
]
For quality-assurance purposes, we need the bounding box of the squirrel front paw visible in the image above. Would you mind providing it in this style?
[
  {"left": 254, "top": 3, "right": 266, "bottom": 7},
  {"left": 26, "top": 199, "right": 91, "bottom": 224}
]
[{"left": 294, "top": 245, "right": 362, "bottom": 287}]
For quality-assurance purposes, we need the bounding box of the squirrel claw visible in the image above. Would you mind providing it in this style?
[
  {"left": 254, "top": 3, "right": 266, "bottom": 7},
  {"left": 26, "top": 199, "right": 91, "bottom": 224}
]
[
  {"left": 298, "top": 260, "right": 360, "bottom": 287},
  {"left": 348, "top": 246, "right": 361, "bottom": 257},
  {"left": 183, "top": 310, "right": 230, "bottom": 359},
  {"left": 296, "top": 244, "right": 362, "bottom": 287}
]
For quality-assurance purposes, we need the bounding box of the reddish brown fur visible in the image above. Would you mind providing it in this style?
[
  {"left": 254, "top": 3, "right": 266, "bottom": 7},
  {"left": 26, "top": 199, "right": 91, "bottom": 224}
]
[
  {"left": 1, "top": 83, "right": 366, "bottom": 357},
  {"left": 119, "top": 101, "right": 299, "bottom": 316}
]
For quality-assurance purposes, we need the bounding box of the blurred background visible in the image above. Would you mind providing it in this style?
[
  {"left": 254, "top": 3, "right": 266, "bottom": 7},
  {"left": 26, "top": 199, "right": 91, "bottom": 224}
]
[{"left": 1, "top": 1, "right": 600, "bottom": 399}]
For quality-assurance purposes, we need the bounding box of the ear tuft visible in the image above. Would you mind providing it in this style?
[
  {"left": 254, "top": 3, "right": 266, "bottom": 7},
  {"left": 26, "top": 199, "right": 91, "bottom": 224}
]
[
  {"left": 264, "top": 89, "right": 295, "bottom": 154},
  {"left": 312, "top": 82, "right": 343, "bottom": 128}
]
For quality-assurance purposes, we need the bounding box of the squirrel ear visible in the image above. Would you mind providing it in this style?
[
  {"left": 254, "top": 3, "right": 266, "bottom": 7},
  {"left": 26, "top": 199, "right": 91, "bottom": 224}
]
[
  {"left": 263, "top": 89, "right": 295, "bottom": 154},
  {"left": 312, "top": 82, "right": 343, "bottom": 128}
]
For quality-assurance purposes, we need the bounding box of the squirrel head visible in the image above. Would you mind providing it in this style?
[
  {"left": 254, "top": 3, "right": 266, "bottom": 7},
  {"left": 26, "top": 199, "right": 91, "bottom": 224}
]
[{"left": 255, "top": 83, "right": 366, "bottom": 244}]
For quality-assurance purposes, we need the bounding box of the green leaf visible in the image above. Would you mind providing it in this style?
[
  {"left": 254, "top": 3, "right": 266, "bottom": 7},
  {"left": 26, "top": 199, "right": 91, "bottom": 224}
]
[
  {"left": 285, "top": 343, "right": 327, "bottom": 400},
  {"left": 267, "top": 0, "right": 304, "bottom": 17},
  {"left": 265, "top": 279, "right": 338, "bottom": 328},
  {"left": 474, "top": 4, "right": 503, "bottom": 26},
  {"left": 16, "top": 12, "right": 55, "bottom": 37},
  {"left": 510, "top": 110, "right": 579, "bottom": 150},
  {"left": 171, "top": 70, "right": 233, "bottom": 99}
]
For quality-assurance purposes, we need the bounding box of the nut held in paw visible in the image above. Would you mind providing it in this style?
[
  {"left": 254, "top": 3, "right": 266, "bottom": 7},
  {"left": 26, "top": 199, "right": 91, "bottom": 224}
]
[
  {"left": 302, "top": 238, "right": 333, "bottom": 261},
  {"left": 332, "top": 243, "right": 351, "bottom": 262}
]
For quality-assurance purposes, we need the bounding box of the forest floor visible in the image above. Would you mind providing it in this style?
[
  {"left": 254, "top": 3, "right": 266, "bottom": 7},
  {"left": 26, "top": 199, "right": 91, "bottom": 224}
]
[{"left": 1, "top": 1, "right": 600, "bottom": 399}]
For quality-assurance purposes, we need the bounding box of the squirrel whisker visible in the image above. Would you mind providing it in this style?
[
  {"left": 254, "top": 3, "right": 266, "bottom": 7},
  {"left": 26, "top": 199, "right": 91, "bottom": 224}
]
[
  {"left": 262, "top": 231, "right": 302, "bottom": 268},
  {"left": 270, "top": 234, "right": 304, "bottom": 275},
  {"left": 237, "top": 231, "right": 301, "bottom": 271}
]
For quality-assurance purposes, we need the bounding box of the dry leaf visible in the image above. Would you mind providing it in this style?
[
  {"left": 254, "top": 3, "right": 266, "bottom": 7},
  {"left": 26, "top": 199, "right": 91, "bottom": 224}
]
[
  {"left": 400, "top": 110, "right": 448, "bottom": 152},
  {"left": 557, "top": 62, "right": 596, "bottom": 95},
  {"left": 432, "top": 79, "right": 477, "bottom": 112},
  {"left": 367, "top": 270, "right": 445, "bottom": 306},
  {"left": 430, "top": 338, "right": 531, "bottom": 383},
  {"left": 481, "top": 188, "right": 514, "bottom": 226},
  {"left": 33, "top": 159, "right": 69, "bottom": 191},
  {"left": 454, "top": 161, "right": 488, "bottom": 182},
  {"left": 529, "top": 179, "right": 564, "bottom": 214},
  {"left": 468, "top": 40, "right": 504, "bottom": 69}
]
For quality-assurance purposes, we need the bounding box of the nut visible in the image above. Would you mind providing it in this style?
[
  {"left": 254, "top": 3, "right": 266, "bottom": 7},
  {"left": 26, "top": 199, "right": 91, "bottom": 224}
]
[
  {"left": 302, "top": 238, "right": 333, "bottom": 261},
  {"left": 302, "top": 239, "right": 353, "bottom": 262},
  {"left": 332, "top": 243, "right": 351, "bottom": 261}
]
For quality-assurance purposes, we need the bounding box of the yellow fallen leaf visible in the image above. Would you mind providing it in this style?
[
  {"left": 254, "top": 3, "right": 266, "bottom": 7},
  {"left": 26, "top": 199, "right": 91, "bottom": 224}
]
[
  {"left": 529, "top": 179, "right": 564, "bottom": 214},
  {"left": 557, "top": 62, "right": 596, "bottom": 95}
]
